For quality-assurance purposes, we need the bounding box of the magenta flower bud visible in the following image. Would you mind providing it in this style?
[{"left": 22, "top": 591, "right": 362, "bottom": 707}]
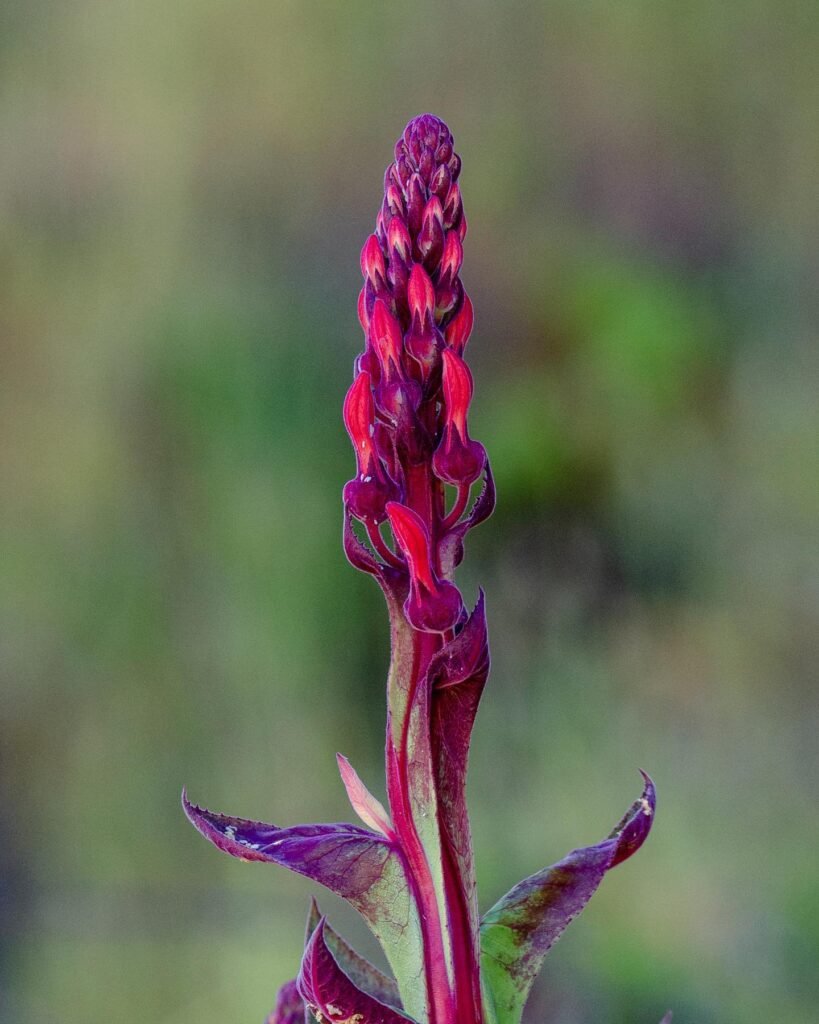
[
  {"left": 356, "top": 286, "right": 370, "bottom": 333},
  {"left": 343, "top": 372, "right": 399, "bottom": 523},
  {"left": 443, "top": 181, "right": 463, "bottom": 232},
  {"left": 387, "top": 216, "right": 412, "bottom": 261},
  {"left": 406, "top": 173, "right": 426, "bottom": 237},
  {"left": 435, "top": 231, "right": 464, "bottom": 321},
  {"left": 429, "top": 162, "right": 451, "bottom": 200},
  {"left": 405, "top": 263, "right": 443, "bottom": 387},
  {"left": 418, "top": 195, "right": 445, "bottom": 269},
  {"left": 369, "top": 299, "right": 405, "bottom": 382},
  {"left": 360, "top": 234, "right": 387, "bottom": 296},
  {"left": 433, "top": 348, "right": 486, "bottom": 486},
  {"left": 444, "top": 293, "right": 474, "bottom": 355},
  {"left": 386, "top": 501, "right": 464, "bottom": 633}
]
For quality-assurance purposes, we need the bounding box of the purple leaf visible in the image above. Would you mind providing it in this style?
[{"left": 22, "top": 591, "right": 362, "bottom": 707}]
[
  {"left": 305, "top": 898, "right": 402, "bottom": 1010},
  {"left": 183, "top": 792, "right": 391, "bottom": 896},
  {"left": 659, "top": 1013, "right": 673, "bottom": 1024},
  {"left": 480, "top": 773, "right": 656, "bottom": 1024},
  {"left": 266, "top": 979, "right": 305, "bottom": 1024},
  {"left": 298, "top": 917, "right": 416, "bottom": 1024},
  {"left": 182, "top": 792, "right": 426, "bottom": 1021}
]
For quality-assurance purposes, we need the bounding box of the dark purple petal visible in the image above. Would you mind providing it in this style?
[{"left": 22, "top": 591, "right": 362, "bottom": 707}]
[
  {"left": 479, "top": 774, "right": 656, "bottom": 1024},
  {"left": 305, "top": 898, "right": 402, "bottom": 1010},
  {"left": 266, "top": 979, "right": 305, "bottom": 1024},
  {"left": 297, "top": 918, "right": 415, "bottom": 1024}
]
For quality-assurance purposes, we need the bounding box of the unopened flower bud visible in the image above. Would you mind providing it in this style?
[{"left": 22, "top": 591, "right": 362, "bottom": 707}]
[
  {"left": 432, "top": 349, "right": 486, "bottom": 485},
  {"left": 387, "top": 217, "right": 412, "bottom": 262},
  {"left": 343, "top": 372, "right": 399, "bottom": 523},
  {"left": 406, "top": 174, "right": 426, "bottom": 237},
  {"left": 386, "top": 502, "right": 464, "bottom": 632},
  {"left": 435, "top": 231, "right": 464, "bottom": 320},
  {"left": 405, "top": 264, "right": 443, "bottom": 387},
  {"left": 418, "top": 196, "right": 445, "bottom": 269},
  {"left": 360, "top": 235, "right": 387, "bottom": 294},
  {"left": 444, "top": 294, "right": 474, "bottom": 355},
  {"left": 369, "top": 300, "right": 405, "bottom": 382},
  {"left": 443, "top": 182, "right": 463, "bottom": 232}
]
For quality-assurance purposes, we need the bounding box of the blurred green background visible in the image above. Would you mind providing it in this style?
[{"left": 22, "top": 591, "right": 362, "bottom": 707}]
[{"left": 1, "top": 2, "right": 817, "bottom": 1022}]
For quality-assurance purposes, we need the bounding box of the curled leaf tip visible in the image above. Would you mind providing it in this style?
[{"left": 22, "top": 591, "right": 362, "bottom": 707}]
[{"left": 609, "top": 771, "right": 656, "bottom": 868}]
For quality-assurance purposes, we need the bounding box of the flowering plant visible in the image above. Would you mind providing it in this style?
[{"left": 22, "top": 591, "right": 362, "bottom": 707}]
[{"left": 185, "top": 114, "right": 658, "bottom": 1024}]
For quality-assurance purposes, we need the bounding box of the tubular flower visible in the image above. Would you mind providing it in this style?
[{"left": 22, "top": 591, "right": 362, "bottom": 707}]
[{"left": 185, "top": 114, "right": 662, "bottom": 1024}]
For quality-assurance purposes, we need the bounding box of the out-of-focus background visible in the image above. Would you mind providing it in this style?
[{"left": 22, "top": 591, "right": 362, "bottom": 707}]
[{"left": 1, "top": 2, "right": 817, "bottom": 1022}]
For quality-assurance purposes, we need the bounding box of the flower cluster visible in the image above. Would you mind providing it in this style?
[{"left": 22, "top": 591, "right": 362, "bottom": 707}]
[
  {"left": 184, "top": 114, "right": 660, "bottom": 1024},
  {"left": 342, "top": 113, "right": 489, "bottom": 640}
]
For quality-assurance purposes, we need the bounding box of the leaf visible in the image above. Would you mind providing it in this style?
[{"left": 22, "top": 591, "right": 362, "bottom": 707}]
[
  {"left": 479, "top": 773, "right": 656, "bottom": 1024},
  {"left": 658, "top": 1013, "right": 673, "bottom": 1024},
  {"left": 182, "top": 792, "right": 427, "bottom": 1020},
  {"left": 337, "top": 754, "right": 394, "bottom": 839},
  {"left": 266, "top": 979, "right": 305, "bottom": 1024},
  {"left": 305, "top": 898, "right": 402, "bottom": 1010},
  {"left": 298, "top": 917, "right": 417, "bottom": 1024}
]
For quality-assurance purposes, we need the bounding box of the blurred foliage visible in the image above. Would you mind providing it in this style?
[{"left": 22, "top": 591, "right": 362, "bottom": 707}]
[{"left": 1, "top": 2, "right": 817, "bottom": 1022}]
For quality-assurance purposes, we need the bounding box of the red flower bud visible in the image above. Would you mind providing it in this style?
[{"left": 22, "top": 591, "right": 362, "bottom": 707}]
[
  {"left": 357, "top": 287, "right": 369, "bottom": 333},
  {"left": 440, "top": 229, "right": 463, "bottom": 282},
  {"left": 369, "top": 300, "right": 405, "bottom": 381},
  {"left": 407, "top": 263, "right": 436, "bottom": 324},
  {"left": 432, "top": 349, "right": 486, "bottom": 485},
  {"left": 387, "top": 217, "right": 412, "bottom": 262},
  {"left": 443, "top": 182, "right": 462, "bottom": 231},
  {"left": 406, "top": 174, "right": 426, "bottom": 238},
  {"left": 360, "top": 235, "right": 386, "bottom": 292},
  {"left": 430, "top": 163, "right": 451, "bottom": 200},
  {"left": 343, "top": 372, "right": 399, "bottom": 522},
  {"left": 418, "top": 196, "right": 445, "bottom": 269},
  {"left": 386, "top": 502, "right": 464, "bottom": 633},
  {"left": 445, "top": 294, "right": 474, "bottom": 355}
]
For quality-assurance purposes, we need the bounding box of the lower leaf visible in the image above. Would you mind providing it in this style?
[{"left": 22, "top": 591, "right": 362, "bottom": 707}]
[
  {"left": 298, "top": 917, "right": 417, "bottom": 1024},
  {"left": 479, "top": 773, "right": 656, "bottom": 1024}
]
